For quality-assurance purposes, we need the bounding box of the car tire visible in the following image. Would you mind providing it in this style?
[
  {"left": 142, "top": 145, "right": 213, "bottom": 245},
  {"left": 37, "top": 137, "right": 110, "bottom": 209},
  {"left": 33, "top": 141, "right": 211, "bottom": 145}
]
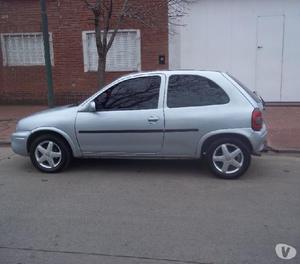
[
  {"left": 206, "top": 137, "right": 251, "bottom": 179},
  {"left": 29, "top": 134, "right": 72, "bottom": 173}
]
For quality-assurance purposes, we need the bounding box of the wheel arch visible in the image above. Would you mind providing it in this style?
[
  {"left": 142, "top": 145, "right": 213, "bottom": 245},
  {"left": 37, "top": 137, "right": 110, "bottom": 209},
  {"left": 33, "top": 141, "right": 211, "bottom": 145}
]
[
  {"left": 26, "top": 128, "right": 79, "bottom": 157},
  {"left": 198, "top": 131, "right": 253, "bottom": 158}
]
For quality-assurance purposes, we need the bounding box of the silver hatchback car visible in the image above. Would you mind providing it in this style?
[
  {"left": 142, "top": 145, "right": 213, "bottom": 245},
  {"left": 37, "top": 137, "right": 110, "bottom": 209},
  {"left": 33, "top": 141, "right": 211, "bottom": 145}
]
[{"left": 11, "top": 71, "right": 267, "bottom": 179}]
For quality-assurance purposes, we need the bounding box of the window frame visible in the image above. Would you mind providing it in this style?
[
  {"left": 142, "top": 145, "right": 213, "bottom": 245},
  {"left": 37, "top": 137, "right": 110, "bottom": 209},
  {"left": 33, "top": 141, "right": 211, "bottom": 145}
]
[
  {"left": 0, "top": 32, "right": 54, "bottom": 66},
  {"left": 82, "top": 29, "right": 141, "bottom": 73},
  {"left": 165, "top": 74, "right": 230, "bottom": 109}
]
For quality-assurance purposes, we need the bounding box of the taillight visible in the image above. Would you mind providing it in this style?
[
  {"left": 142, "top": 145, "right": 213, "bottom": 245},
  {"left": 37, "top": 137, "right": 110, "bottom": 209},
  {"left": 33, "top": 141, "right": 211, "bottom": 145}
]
[{"left": 252, "top": 108, "right": 263, "bottom": 131}]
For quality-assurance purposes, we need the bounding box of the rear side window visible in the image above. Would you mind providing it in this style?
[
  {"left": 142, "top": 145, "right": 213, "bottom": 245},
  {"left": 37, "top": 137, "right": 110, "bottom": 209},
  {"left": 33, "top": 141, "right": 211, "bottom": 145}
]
[{"left": 167, "top": 75, "right": 229, "bottom": 108}]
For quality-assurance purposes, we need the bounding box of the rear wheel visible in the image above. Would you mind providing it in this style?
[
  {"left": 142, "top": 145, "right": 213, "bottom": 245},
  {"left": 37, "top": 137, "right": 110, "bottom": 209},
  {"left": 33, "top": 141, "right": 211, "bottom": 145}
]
[
  {"left": 206, "top": 138, "right": 251, "bottom": 179},
  {"left": 29, "top": 134, "right": 72, "bottom": 173}
]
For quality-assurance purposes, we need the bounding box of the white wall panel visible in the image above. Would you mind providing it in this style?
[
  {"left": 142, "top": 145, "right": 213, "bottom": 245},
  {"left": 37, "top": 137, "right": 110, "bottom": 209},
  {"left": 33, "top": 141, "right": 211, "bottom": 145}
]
[
  {"left": 169, "top": 0, "right": 300, "bottom": 102},
  {"left": 281, "top": 15, "right": 300, "bottom": 101}
]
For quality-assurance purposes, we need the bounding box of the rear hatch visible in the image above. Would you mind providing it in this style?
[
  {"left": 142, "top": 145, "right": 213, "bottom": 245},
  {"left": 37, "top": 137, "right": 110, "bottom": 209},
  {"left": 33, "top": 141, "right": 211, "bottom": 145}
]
[{"left": 223, "top": 73, "right": 265, "bottom": 111}]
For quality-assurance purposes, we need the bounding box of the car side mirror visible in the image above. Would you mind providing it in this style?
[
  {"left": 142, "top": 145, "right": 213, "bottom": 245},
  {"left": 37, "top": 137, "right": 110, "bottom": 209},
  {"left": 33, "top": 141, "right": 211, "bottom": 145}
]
[{"left": 88, "top": 101, "right": 96, "bottom": 112}]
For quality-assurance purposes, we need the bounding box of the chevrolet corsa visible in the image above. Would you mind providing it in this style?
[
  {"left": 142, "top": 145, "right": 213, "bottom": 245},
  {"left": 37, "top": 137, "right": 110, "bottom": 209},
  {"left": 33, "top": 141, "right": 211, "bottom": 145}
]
[{"left": 11, "top": 71, "right": 267, "bottom": 179}]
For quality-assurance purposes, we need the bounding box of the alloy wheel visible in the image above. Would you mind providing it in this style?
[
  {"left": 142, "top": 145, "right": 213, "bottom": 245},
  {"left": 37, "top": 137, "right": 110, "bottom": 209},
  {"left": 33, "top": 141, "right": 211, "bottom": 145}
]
[
  {"left": 212, "top": 143, "right": 244, "bottom": 174},
  {"left": 34, "top": 140, "right": 62, "bottom": 169}
]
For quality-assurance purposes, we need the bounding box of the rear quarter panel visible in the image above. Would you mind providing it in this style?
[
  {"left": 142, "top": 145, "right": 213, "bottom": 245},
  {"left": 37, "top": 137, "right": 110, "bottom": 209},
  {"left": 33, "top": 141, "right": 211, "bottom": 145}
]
[{"left": 162, "top": 72, "right": 254, "bottom": 157}]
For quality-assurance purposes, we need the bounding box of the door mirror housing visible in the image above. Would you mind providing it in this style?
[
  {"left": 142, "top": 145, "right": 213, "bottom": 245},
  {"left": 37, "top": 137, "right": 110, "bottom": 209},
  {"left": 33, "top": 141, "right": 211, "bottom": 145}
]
[
  {"left": 78, "top": 100, "right": 96, "bottom": 112},
  {"left": 88, "top": 101, "right": 96, "bottom": 112}
]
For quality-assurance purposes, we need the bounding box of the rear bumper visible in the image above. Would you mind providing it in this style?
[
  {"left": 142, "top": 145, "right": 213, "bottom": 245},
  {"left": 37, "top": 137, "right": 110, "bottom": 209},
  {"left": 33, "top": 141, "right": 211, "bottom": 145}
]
[
  {"left": 250, "top": 124, "right": 268, "bottom": 155},
  {"left": 11, "top": 131, "right": 30, "bottom": 156}
]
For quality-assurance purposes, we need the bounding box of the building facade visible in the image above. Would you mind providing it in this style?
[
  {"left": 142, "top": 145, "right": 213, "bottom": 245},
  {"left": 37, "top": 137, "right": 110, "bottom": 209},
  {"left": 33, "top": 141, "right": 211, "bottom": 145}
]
[
  {"left": 0, "top": 0, "right": 169, "bottom": 104},
  {"left": 169, "top": 0, "right": 300, "bottom": 103}
]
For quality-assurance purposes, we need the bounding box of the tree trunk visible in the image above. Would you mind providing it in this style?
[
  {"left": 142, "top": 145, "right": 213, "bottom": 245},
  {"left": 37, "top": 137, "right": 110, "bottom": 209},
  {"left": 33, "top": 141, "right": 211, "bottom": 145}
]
[{"left": 97, "top": 55, "right": 106, "bottom": 89}]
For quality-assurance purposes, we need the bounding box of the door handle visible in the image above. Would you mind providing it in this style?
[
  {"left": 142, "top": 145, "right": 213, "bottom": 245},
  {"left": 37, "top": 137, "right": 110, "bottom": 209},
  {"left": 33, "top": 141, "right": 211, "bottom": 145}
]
[{"left": 148, "top": 116, "right": 159, "bottom": 123}]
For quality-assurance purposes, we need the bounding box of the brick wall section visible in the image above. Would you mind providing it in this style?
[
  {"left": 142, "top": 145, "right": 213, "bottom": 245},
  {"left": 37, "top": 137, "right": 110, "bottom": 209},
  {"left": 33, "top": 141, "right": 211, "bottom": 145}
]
[{"left": 0, "top": 0, "right": 169, "bottom": 105}]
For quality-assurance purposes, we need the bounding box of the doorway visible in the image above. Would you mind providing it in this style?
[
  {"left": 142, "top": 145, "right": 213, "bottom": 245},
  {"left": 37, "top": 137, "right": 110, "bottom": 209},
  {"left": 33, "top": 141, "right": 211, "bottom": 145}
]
[{"left": 255, "top": 15, "right": 285, "bottom": 102}]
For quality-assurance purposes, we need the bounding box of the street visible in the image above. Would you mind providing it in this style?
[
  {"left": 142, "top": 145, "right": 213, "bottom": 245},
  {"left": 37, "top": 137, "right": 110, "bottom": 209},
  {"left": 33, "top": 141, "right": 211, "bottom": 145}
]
[{"left": 0, "top": 147, "right": 299, "bottom": 264}]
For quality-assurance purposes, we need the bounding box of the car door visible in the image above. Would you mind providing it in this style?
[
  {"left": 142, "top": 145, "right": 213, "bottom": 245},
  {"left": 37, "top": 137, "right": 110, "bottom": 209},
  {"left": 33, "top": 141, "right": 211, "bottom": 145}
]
[
  {"left": 76, "top": 74, "right": 165, "bottom": 155},
  {"left": 162, "top": 74, "right": 230, "bottom": 157}
]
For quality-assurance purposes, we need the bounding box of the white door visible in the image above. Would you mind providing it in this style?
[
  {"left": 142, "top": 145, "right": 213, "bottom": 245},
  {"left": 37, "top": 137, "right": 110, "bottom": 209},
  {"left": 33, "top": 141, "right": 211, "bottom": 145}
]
[{"left": 256, "top": 15, "right": 284, "bottom": 102}]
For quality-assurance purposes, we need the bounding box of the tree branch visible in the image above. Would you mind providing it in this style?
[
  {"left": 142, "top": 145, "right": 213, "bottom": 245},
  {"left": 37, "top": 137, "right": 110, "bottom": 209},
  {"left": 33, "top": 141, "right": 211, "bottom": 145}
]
[
  {"left": 102, "top": 0, "right": 113, "bottom": 52},
  {"left": 106, "top": 0, "right": 129, "bottom": 51}
]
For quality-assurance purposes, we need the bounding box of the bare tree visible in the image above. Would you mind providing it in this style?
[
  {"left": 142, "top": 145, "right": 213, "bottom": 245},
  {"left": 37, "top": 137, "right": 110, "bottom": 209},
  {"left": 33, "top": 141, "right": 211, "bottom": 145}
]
[{"left": 82, "top": 0, "right": 191, "bottom": 88}]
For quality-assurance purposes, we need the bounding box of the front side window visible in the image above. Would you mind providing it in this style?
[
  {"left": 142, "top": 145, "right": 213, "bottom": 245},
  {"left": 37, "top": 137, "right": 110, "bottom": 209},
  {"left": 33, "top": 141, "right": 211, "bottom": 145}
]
[
  {"left": 167, "top": 75, "right": 230, "bottom": 108},
  {"left": 1, "top": 33, "right": 54, "bottom": 66},
  {"left": 94, "top": 76, "right": 161, "bottom": 111}
]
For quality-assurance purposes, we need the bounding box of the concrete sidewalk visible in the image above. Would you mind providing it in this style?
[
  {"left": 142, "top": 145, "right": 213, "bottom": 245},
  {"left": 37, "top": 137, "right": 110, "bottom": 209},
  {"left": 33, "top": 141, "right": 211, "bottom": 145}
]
[{"left": 1, "top": 105, "right": 300, "bottom": 152}]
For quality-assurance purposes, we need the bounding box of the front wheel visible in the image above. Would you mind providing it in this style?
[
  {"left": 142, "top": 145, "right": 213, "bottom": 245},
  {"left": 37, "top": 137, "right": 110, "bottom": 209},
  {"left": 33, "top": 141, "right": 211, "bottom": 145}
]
[
  {"left": 206, "top": 138, "right": 251, "bottom": 179},
  {"left": 29, "top": 134, "right": 72, "bottom": 173}
]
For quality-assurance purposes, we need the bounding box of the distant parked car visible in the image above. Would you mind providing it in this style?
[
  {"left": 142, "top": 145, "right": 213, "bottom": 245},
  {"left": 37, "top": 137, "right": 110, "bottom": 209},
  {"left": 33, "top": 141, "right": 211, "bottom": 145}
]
[{"left": 11, "top": 71, "right": 267, "bottom": 179}]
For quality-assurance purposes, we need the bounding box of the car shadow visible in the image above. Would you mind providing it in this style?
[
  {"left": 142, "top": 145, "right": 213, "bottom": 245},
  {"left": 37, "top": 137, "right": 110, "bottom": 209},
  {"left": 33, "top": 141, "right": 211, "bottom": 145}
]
[
  {"left": 66, "top": 158, "right": 214, "bottom": 179},
  {"left": 14, "top": 155, "right": 266, "bottom": 181}
]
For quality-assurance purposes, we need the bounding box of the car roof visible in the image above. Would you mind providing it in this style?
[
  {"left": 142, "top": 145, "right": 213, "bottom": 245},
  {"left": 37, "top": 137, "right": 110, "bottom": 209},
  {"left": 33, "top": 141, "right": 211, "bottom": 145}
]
[
  {"left": 138, "top": 69, "right": 222, "bottom": 74},
  {"left": 120, "top": 70, "right": 224, "bottom": 79}
]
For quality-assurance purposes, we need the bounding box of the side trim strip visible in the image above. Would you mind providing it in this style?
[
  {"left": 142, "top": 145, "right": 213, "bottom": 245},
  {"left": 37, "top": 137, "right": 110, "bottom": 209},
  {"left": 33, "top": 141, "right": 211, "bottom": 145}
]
[
  {"left": 165, "top": 129, "right": 198, "bottom": 133},
  {"left": 78, "top": 129, "right": 198, "bottom": 134}
]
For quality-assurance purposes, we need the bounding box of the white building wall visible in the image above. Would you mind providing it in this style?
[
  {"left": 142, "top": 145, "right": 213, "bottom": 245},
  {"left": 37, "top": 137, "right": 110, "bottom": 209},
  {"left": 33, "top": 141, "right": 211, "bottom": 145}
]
[{"left": 169, "top": 0, "right": 300, "bottom": 102}]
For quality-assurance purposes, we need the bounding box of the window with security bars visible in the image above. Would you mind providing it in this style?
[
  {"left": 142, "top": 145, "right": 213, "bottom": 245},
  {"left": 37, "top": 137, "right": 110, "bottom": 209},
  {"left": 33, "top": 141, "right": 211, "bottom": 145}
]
[
  {"left": 82, "top": 30, "right": 141, "bottom": 72},
  {"left": 0, "top": 33, "right": 54, "bottom": 66}
]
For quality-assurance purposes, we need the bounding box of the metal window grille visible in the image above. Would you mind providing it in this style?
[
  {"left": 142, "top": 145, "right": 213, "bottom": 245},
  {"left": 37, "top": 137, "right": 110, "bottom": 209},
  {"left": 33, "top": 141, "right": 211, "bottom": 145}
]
[
  {"left": 0, "top": 32, "right": 54, "bottom": 66},
  {"left": 82, "top": 30, "right": 141, "bottom": 72}
]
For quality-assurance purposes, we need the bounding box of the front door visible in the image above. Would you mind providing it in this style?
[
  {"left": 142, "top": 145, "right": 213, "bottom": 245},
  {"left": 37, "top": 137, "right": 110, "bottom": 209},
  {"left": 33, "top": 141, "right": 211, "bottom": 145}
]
[
  {"left": 255, "top": 15, "right": 284, "bottom": 102},
  {"left": 76, "top": 75, "right": 165, "bottom": 155}
]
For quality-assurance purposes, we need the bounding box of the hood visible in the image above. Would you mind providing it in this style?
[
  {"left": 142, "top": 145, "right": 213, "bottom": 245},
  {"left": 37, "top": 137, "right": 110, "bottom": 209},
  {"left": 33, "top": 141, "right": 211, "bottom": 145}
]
[
  {"left": 16, "top": 105, "right": 79, "bottom": 132},
  {"left": 29, "top": 104, "right": 76, "bottom": 117}
]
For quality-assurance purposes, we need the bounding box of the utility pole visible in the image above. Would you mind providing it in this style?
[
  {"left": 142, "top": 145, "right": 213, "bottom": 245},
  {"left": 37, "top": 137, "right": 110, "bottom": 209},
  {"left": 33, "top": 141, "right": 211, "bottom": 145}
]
[{"left": 40, "top": 0, "right": 54, "bottom": 107}]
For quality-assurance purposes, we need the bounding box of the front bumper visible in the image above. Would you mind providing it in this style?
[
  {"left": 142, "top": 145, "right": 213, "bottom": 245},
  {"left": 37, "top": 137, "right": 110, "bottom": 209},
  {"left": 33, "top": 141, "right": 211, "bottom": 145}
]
[{"left": 11, "top": 131, "right": 31, "bottom": 156}]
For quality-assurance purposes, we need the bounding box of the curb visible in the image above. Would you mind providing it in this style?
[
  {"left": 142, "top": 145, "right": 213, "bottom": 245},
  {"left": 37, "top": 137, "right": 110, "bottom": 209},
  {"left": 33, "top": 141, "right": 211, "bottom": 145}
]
[
  {"left": 0, "top": 141, "right": 11, "bottom": 147},
  {"left": 265, "top": 145, "right": 300, "bottom": 154},
  {"left": 0, "top": 119, "right": 16, "bottom": 122}
]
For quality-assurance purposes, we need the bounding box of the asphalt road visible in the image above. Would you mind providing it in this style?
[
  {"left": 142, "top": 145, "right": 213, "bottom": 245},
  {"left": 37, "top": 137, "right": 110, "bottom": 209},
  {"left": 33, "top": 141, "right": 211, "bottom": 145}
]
[{"left": 0, "top": 147, "right": 299, "bottom": 264}]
